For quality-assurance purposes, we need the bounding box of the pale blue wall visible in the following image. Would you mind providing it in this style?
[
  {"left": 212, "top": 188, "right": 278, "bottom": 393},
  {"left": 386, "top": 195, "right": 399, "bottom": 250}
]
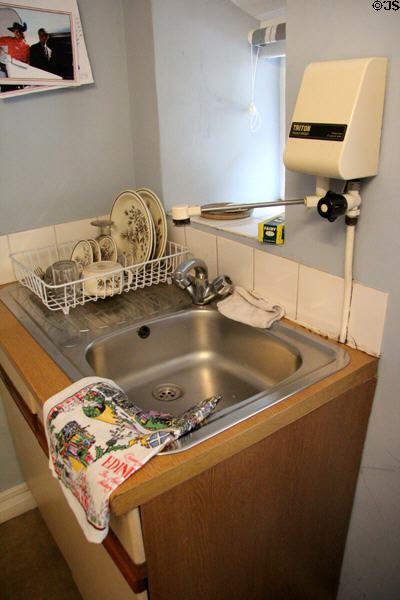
[
  {"left": 0, "top": 0, "right": 136, "bottom": 235},
  {"left": 122, "top": 0, "right": 163, "bottom": 195},
  {"left": 150, "top": 0, "right": 282, "bottom": 210}
]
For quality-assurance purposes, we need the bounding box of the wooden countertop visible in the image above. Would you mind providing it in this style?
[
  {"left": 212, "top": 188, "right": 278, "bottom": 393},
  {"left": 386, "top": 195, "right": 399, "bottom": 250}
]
[{"left": 0, "top": 293, "right": 378, "bottom": 516}]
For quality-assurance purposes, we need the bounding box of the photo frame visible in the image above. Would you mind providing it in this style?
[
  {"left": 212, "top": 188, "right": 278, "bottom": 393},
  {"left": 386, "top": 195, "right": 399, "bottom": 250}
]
[{"left": 0, "top": 0, "right": 93, "bottom": 98}]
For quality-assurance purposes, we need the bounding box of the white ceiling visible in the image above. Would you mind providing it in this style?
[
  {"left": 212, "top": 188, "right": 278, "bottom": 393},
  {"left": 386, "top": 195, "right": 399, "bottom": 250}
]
[{"left": 230, "top": 0, "right": 285, "bottom": 21}]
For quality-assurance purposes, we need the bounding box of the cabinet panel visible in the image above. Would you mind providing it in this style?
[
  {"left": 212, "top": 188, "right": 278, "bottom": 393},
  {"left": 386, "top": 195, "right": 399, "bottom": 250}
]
[
  {"left": 141, "top": 379, "right": 375, "bottom": 600},
  {"left": 0, "top": 378, "right": 147, "bottom": 600}
]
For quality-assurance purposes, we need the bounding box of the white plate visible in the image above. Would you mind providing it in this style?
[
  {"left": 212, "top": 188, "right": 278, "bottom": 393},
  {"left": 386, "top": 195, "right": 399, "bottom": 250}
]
[
  {"left": 110, "top": 190, "right": 153, "bottom": 265},
  {"left": 71, "top": 240, "right": 93, "bottom": 275},
  {"left": 99, "top": 235, "right": 117, "bottom": 262},
  {"left": 87, "top": 238, "right": 101, "bottom": 262},
  {"left": 136, "top": 188, "right": 167, "bottom": 259},
  {"left": 149, "top": 215, "right": 156, "bottom": 259}
]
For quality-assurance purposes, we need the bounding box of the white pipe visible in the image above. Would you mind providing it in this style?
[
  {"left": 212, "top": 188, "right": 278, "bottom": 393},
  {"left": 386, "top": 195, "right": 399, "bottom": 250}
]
[
  {"left": 304, "top": 176, "right": 330, "bottom": 208},
  {"left": 316, "top": 176, "right": 330, "bottom": 197},
  {"left": 339, "top": 223, "right": 355, "bottom": 343},
  {"left": 200, "top": 199, "right": 304, "bottom": 213}
]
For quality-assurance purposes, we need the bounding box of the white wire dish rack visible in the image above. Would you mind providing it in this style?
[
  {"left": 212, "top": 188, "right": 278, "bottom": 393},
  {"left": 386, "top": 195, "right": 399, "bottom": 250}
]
[{"left": 10, "top": 240, "right": 189, "bottom": 315}]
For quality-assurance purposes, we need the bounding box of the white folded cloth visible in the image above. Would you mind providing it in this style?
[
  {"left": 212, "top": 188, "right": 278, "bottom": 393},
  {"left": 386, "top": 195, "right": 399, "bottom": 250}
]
[{"left": 217, "top": 286, "right": 284, "bottom": 329}]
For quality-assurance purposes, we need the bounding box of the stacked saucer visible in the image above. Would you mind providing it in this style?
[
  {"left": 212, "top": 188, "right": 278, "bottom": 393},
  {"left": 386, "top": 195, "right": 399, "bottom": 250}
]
[{"left": 70, "top": 236, "right": 117, "bottom": 275}]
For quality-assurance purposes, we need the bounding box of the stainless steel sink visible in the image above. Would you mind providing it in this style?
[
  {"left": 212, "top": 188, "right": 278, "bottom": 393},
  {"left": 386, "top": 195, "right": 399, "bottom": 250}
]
[
  {"left": 0, "top": 283, "right": 349, "bottom": 453},
  {"left": 86, "top": 307, "right": 301, "bottom": 414}
]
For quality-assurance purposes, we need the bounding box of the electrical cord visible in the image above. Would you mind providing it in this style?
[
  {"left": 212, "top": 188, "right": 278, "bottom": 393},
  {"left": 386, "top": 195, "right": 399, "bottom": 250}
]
[{"left": 249, "top": 44, "right": 262, "bottom": 132}]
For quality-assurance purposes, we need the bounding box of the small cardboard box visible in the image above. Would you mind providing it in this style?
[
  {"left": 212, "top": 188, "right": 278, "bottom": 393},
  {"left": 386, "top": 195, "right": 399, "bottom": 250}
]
[{"left": 258, "top": 213, "right": 285, "bottom": 244}]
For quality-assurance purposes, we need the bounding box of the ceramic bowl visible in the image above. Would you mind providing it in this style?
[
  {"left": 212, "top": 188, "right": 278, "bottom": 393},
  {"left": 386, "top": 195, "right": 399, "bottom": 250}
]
[{"left": 82, "top": 261, "right": 132, "bottom": 297}]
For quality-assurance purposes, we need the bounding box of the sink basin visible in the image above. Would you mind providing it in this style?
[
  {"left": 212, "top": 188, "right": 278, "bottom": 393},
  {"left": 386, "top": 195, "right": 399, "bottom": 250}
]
[
  {"left": 0, "top": 283, "right": 349, "bottom": 453},
  {"left": 86, "top": 307, "right": 302, "bottom": 415}
]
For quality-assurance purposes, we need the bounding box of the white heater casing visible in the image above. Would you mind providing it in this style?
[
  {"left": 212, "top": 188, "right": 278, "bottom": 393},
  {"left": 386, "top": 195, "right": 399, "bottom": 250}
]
[{"left": 283, "top": 57, "right": 388, "bottom": 180}]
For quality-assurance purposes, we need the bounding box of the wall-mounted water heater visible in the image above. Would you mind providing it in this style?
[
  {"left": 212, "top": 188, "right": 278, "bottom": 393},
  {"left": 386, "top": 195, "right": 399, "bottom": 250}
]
[{"left": 283, "top": 57, "right": 388, "bottom": 180}]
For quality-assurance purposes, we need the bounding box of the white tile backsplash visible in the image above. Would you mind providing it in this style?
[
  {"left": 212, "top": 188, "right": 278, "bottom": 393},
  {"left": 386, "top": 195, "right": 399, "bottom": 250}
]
[
  {"left": 0, "top": 216, "right": 388, "bottom": 357},
  {"left": 254, "top": 250, "right": 299, "bottom": 320},
  {"left": 8, "top": 226, "right": 56, "bottom": 254},
  {"left": 347, "top": 283, "right": 388, "bottom": 356},
  {"left": 297, "top": 264, "right": 344, "bottom": 339},
  {"left": 217, "top": 237, "right": 253, "bottom": 290},
  {"left": 167, "top": 220, "right": 187, "bottom": 247},
  {"left": 0, "top": 235, "right": 14, "bottom": 284},
  {"left": 185, "top": 228, "right": 217, "bottom": 280},
  {"left": 55, "top": 218, "right": 95, "bottom": 245}
]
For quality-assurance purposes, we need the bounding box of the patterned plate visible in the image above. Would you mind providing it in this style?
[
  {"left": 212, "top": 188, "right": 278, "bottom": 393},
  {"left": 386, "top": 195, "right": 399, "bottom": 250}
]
[
  {"left": 87, "top": 238, "right": 101, "bottom": 262},
  {"left": 136, "top": 188, "right": 167, "bottom": 259},
  {"left": 71, "top": 239, "right": 93, "bottom": 275},
  {"left": 110, "top": 190, "right": 153, "bottom": 265},
  {"left": 149, "top": 214, "right": 156, "bottom": 259},
  {"left": 99, "top": 235, "right": 117, "bottom": 262}
]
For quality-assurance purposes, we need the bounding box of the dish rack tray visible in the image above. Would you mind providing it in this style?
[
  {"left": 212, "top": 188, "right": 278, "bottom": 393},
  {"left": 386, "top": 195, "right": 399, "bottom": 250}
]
[{"left": 10, "top": 240, "right": 189, "bottom": 315}]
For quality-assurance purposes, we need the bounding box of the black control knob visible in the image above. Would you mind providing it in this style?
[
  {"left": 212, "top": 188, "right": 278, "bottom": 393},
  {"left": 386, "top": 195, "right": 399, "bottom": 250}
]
[{"left": 317, "top": 191, "right": 347, "bottom": 222}]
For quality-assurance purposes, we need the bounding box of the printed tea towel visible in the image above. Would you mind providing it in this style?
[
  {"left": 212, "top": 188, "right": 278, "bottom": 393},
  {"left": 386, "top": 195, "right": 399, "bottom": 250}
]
[{"left": 44, "top": 377, "right": 220, "bottom": 543}]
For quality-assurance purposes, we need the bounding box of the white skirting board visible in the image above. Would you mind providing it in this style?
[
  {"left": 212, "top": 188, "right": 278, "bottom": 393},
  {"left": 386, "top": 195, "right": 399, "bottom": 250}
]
[{"left": 0, "top": 482, "right": 37, "bottom": 524}]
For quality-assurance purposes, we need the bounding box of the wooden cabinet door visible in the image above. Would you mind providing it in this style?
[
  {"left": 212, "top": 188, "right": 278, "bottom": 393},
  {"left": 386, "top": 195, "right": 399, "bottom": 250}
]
[
  {"left": 0, "top": 374, "right": 148, "bottom": 600},
  {"left": 141, "top": 379, "right": 375, "bottom": 600}
]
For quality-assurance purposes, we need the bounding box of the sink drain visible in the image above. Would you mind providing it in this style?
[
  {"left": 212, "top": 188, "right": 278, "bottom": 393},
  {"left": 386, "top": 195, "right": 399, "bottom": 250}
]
[{"left": 152, "top": 383, "right": 184, "bottom": 402}]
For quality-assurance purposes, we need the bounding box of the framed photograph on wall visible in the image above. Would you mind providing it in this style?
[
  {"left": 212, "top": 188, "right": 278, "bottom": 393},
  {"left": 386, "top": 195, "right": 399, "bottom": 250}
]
[{"left": 0, "top": 0, "right": 93, "bottom": 98}]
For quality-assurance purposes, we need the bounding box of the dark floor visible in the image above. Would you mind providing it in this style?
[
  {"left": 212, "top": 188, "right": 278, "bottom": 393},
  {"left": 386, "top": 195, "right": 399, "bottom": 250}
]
[{"left": 0, "top": 508, "right": 83, "bottom": 600}]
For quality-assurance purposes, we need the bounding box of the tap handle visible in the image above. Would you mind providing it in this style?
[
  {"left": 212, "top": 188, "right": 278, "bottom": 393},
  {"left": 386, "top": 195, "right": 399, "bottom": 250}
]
[
  {"left": 172, "top": 258, "right": 207, "bottom": 291},
  {"left": 212, "top": 275, "right": 233, "bottom": 298}
]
